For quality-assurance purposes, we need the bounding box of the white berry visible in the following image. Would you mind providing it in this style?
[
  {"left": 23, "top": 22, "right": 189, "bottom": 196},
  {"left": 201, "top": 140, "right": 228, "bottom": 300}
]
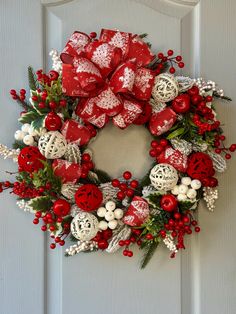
[
  {"left": 97, "top": 207, "right": 106, "bottom": 217},
  {"left": 105, "top": 211, "right": 115, "bottom": 221},
  {"left": 181, "top": 177, "right": 192, "bottom": 186},
  {"left": 14, "top": 130, "right": 26, "bottom": 141},
  {"left": 191, "top": 179, "right": 201, "bottom": 190},
  {"left": 177, "top": 193, "right": 187, "bottom": 201},
  {"left": 187, "top": 189, "right": 197, "bottom": 199},
  {"left": 98, "top": 221, "right": 108, "bottom": 230},
  {"left": 108, "top": 220, "right": 118, "bottom": 230},
  {"left": 114, "top": 208, "right": 124, "bottom": 219},
  {"left": 21, "top": 123, "right": 31, "bottom": 133},
  {"left": 105, "top": 201, "right": 116, "bottom": 211},
  {"left": 178, "top": 184, "right": 188, "bottom": 194},
  {"left": 171, "top": 185, "right": 179, "bottom": 195},
  {"left": 23, "top": 135, "right": 34, "bottom": 146}
]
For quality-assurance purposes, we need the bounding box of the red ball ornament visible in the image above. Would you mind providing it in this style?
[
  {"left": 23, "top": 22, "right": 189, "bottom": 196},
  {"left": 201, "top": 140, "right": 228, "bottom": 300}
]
[
  {"left": 45, "top": 112, "right": 62, "bottom": 131},
  {"left": 53, "top": 199, "right": 71, "bottom": 217},
  {"left": 160, "top": 194, "right": 178, "bottom": 212},
  {"left": 18, "top": 146, "right": 46, "bottom": 173},
  {"left": 187, "top": 152, "right": 214, "bottom": 181},
  {"left": 75, "top": 184, "right": 103, "bottom": 212},
  {"left": 171, "top": 94, "right": 191, "bottom": 113}
]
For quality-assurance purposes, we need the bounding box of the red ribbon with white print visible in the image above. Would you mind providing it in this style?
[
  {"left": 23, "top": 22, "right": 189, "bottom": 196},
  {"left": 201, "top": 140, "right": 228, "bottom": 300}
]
[{"left": 61, "top": 29, "right": 155, "bottom": 128}]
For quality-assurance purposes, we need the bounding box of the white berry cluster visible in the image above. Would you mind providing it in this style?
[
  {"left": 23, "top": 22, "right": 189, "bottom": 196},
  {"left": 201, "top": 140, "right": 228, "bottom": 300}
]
[
  {"left": 14, "top": 123, "right": 46, "bottom": 146},
  {"left": 193, "top": 77, "right": 224, "bottom": 97},
  {"left": 171, "top": 177, "right": 201, "bottom": 202},
  {"left": 49, "top": 49, "right": 62, "bottom": 74},
  {"left": 203, "top": 187, "right": 218, "bottom": 211},
  {"left": 163, "top": 234, "right": 178, "bottom": 254},
  {"left": 97, "top": 201, "right": 124, "bottom": 230},
  {"left": 65, "top": 240, "right": 98, "bottom": 256}
]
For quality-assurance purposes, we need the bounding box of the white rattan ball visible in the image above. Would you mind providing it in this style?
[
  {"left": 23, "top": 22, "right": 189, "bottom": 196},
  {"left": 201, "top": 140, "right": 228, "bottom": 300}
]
[
  {"left": 38, "top": 131, "right": 67, "bottom": 159},
  {"left": 149, "top": 163, "right": 178, "bottom": 191},
  {"left": 71, "top": 212, "right": 99, "bottom": 241},
  {"left": 152, "top": 73, "right": 179, "bottom": 103}
]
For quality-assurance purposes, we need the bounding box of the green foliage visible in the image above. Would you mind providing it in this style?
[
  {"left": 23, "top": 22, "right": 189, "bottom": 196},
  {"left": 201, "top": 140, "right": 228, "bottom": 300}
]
[
  {"left": 12, "top": 140, "right": 27, "bottom": 150},
  {"left": 18, "top": 109, "right": 40, "bottom": 124},
  {"left": 140, "top": 240, "right": 159, "bottom": 269},
  {"left": 31, "top": 115, "right": 46, "bottom": 131},
  {"left": 167, "top": 127, "right": 185, "bottom": 140},
  {"left": 147, "top": 193, "right": 162, "bottom": 208},
  {"left": 32, "top": 161, "right": 62, "bottom": 193},
  {"left": 29, "top": 196, "right": 53, "bottom": 212},
  {"left": 28, "top": 66, "right": 38, "bottom": 91},
  {"left": 93, "top": 169, "right": 112, "bottom": 183}
]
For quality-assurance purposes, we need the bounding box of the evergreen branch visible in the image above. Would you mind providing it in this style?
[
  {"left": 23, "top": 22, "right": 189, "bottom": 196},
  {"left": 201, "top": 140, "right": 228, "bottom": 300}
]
[
  {"left": 28, "top": 66, "right": 38, "bottom": 91},
  {"left": 93, "top": 168, "right": 112, "bottom": 183},
  {"left": 139, "top": 33, "right": 148, "bottom": 38},
  {"left": 12, "top": 140, "right": 26, "bottom": 150},
  {"left": 140, "top": 240, "right": 159, "bottom": 269}
]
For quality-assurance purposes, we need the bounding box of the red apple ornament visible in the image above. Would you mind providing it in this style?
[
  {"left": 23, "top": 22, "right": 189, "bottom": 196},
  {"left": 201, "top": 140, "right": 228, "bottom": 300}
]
[
  {"left": 53, "top": 199, "right": 71, "bottom": 217},
  {"left": 160, "top": 194, "right": 178, "bottom": 212},
  {"left": 45, "top": 112, "right": 62, "bottom": 131},
  {"left": 171, "top": 94, "right": 191, "bottom": 113}
]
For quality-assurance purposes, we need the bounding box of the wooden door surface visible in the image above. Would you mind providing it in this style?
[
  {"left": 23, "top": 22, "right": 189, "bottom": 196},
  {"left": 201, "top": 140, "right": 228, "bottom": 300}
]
[{"left": 1, "top": 1, "right": 236, "bottom": 314}]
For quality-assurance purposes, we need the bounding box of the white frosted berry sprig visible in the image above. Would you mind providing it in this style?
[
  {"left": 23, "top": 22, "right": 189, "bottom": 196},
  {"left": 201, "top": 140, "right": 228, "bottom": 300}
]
[
  {"left": 97, "top": 201, "right": 124, "bottom": 230},
  {"left": 171, "top": 177, "right": 202, "bottom": 202}
]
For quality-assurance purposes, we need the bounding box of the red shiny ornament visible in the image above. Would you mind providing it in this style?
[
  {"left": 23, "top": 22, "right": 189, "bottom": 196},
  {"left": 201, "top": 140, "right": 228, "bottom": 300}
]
[
  {"left": 187, "top": 152, "right": 214, "bottom": 181},
  {"left": 18, "top": 146, "right": 46, "bottom": 173},
  {"left": 160, "top": 194, "right": 178, "bottom": 212},
  {"left": 98, "top": 239, "right": 109, "bottom": 250},
  {"left": 171, "top": 94, "right": 191, "bottom": 113},
  {"left": 45, "top": 112, "right": 62, "bottom": 131},
  {"left": 123, "top": 171, "right": 132, "bottom": 180},
  {"left": 75, "top": 184, "right": 103, "bottom": 212},
  {"left": 53, "top": 199, "right": 71, "bottom": 217}
]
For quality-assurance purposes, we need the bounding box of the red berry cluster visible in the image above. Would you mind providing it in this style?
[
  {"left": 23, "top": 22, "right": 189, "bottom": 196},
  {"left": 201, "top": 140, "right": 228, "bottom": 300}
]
[
  {"left": 13, "top": 181, "right": 41, "bottom": 198},
  {"left": 187, "top": 86, "right": 221, "bottom": 134},
  {"left": 149, "top": 139, "right": 168, "bottom": 161},
  {"left": 32, "top": 89, "right": 67, "bottom": 111},
  {"left": 119, "top": 229, "right": 143, "bottom": 257},
  {"left": 0, "top": 181, "right": 12, "bottom": 193},
  {"left": 111, "top": 171, "right": 139, "bottom": 200},
  {"left": 93, "top": 229, "right": 113, "bottom": 250},
  {"left": 36, "top": 69, "right": 59, "bottom": 86},
  {"left": 156, "top": 50, "right": 184, "bottom": 75},
  {"left": 163, "top": 212, "right": 200, "bottom": 253},
  {"left": 10, "top": 89, "right": 26, "bottom": 101},
  {"left": 80, "top": 153, "right": 94, "bottom": 179},
  {"left": 214, "top": 134, "right": 236, "bottom": 160}
]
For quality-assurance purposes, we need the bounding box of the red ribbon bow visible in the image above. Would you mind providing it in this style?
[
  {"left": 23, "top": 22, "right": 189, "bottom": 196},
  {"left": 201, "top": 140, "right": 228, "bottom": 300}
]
[{"left": 61, "top": 29, "right": 155, "bottom": 128}]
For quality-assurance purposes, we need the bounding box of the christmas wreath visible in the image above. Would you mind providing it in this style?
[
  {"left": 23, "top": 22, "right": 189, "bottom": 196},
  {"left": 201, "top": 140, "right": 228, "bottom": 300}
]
[{"left": 1, "top": 29, "right": 235, "bottom": 268}]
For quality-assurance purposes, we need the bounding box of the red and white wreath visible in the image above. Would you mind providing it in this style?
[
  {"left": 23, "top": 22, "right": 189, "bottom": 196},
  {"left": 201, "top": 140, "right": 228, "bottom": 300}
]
[{"left": 0, "top": 29, "right": 235, "bottom": 268}]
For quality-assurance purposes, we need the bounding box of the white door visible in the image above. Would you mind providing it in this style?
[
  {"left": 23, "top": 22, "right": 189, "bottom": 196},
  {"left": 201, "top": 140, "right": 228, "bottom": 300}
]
[{"left": 1, "top": 1, "right": 236, "bottom": 313}]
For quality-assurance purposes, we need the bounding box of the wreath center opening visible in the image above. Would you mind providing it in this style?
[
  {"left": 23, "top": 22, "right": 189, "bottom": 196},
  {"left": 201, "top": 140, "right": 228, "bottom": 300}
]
[{"left": 88, "top": 122, "right": 153, "bottom": 178}]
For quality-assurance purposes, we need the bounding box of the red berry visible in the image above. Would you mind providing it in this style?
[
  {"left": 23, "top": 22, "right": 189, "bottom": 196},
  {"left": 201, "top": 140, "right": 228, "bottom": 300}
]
[
  {"left": 20, "top": 89, "right": 26, "bottom": 95},
  {"left": 10, "top": 89, "right": 17, "bottom": 95},
  {"left": 215, "top": 148, "right": 222, "bottom": 154},
  {"left": 160, "top": 139, "right": 168, "bottom": 147},
  {"left": 59, "top": 99, "right": 67, "bottom": 107},
  {"left": 191, "top": 220, "right": 197, "bottom": 226},
  {"left": 149, "top": 149, "right": 157, "bottom": 158},
  {"left": 119, "top": 240, "right": 125, "bottom": 246},
  {"left": 48, "top": 70, "right": 59, "bottom": 81},
  {"left": 169, "top": 67, "right": 175, "bottom": 74},
  {"left": 126, "top": 188, "right": 134, "bottom": 198},
  {"left": 225, "top": 153, "right": 231, "bottom": 160},
  {"left": 160, "top": 230, "right": 166, "bottom": 238},
  {"left": 124, "top": 239, "right": 131, "bottom": 246},
  {"left": 123, "top": 171, "right": 132, "bottom": 180},
  {"left": 55, "top": 237, "right": 61, "bottom": 243},
  {"left": 38, "top": 102, "right": 46, "bottom": 109},
  {"left": 151, "top": 140, "right": 159, "bottom": 148},
  {"left": 112, "top": 179, "right": 120, "bottom": 187},
  {"left": 127, "top": 251, "right": 133, "bottom": 257},
  {"left": 146, "top": 233, "right": 153, "bottom": 240},
  {"left": 120, "top": 183, "right": 128, "bottom": 191},
  {"left": 50, "top": 243, "right": 56, "bottom": 249},
  {"left": 102, "top": 229, "right": 112, "bottom": 240},
  {"left": 59, "top": 240, "right": 65, "bottom": 246},
  {"left": 176, "top": 55, "right": 182, "bottom": 62},
  {"left": 205, "top": 95, "right": 213, "bottom": 102},
  {"left": 167, "top": 49, "right": 174, "bottom": 56},
  {"left": 33, "top": 218, "right": 39, "bottom": 224},
  {"left": 57, "top": 217, "right": 63, "bottom": 223},
  {"left": 98, "top": 239, "right": 108, "bottom": 250},
  {"left": 130, "top": 180, "right": 139, "bottom": 189},
  {"left": 32, "top": 95, "right": 38, "bottom": 102},
  {"left": 188, "top": 86, "right": 199, "bottom": 96},
  {"left": 123, "top": 249, "right": 129, "bottom": 256},
  {"left": 174, "top": 212, "right": 181, "bottom": 220},
  {"left": 35, "top": 211, "right": 42, "bottom": 218},
  {"left": 49, "top": 101, "right": 57, "bottom": 110},
  {"left": 89, "top": 32, "right": 97, "bottom": 38},
  {"left": 41, "top": 225, "right": 47, "bottom": 232},
  {"left": 183, "top": 216, "right": 189, "bottom": 223},
  {"left": 117, "top": 191, "right": 125, "bottom": 200},
  {"left": 50, "top": 225, "right": 56, "bottom": 231},
  {"left": 82, "top": 153, "right": 91, "bottom": 162},
  {"left": 229, "top": 144, "right": 236, "bottom": 152},
  {"left": 157, "top": 52, "right": 164, "bottom": 59},
  {"left": 178, "top": 62, "right": 185, "bottom": 68},
  {"left": 195, "top": 226, "right": 201, "bottom": 233}
]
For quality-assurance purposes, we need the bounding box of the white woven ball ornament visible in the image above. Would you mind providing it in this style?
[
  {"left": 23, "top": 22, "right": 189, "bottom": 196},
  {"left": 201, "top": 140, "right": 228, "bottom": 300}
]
[
  {"left": 38, "top": 131, "right": 67, "bottom": 159},
  {"left": 149, "top": 163, "right": 178, "bottom": 191},
  {"left": 71, "top": 212, "right": 99, "bottom": 241},
  {"left": 152, "top": 73, "right": 179, "bottom": 103}
]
